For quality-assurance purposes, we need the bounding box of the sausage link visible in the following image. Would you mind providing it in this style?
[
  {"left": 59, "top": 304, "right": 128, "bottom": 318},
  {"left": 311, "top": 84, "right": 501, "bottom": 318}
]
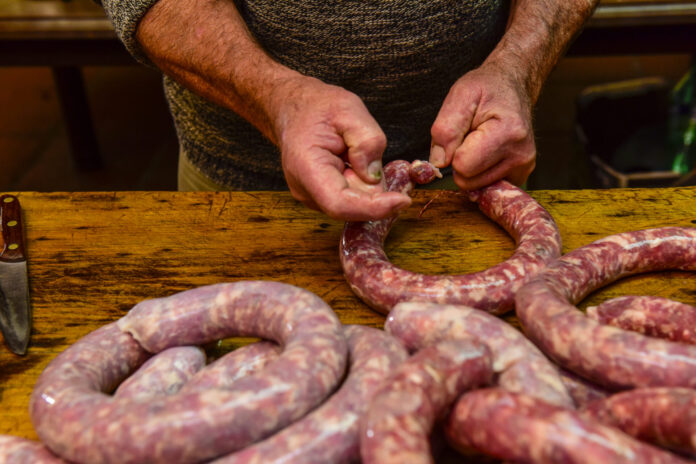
[
  {"left": 114, "top": 346, "right": 206, "bottom": 401},
  {"left": 0, "top": 436, "right": 66, "bottom": 464},
  {"left": 587, "top": 296, "right": 696, "bottom": 344},
  {"left": 516, "top": 227, "right": 696, "bottom": 389},
  {"left": 181, "top": 342, "right": 280, "bottom": 393},
  {"left": 360, "top": 339, "right": 493, "bottom": 464},
  {"left": 385, "top": 302, "right": 573, "bottom": 408},
  {"left": 30, "top": 281, "right": 347, "bottom": 464},
  {"left": 445, "top": 387, "right": 691, "bottom": 464},
  {"left": 341, "top": 160, "right": 561, "bottom": 315},
  {"left": 582, "top": 387, "right": 696, "bottom": 456},
  {"left": 213, "top": 325, "right": 408, "bottom": 464},
  {"left": 558, "top": 368, "right": 610, "bottom": 408}
]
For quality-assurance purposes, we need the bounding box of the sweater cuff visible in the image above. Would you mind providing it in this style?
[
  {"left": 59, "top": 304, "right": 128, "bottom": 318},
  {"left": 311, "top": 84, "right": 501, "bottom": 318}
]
[{"left": 99, "top": 0, "right": 160, "bottom": 66}]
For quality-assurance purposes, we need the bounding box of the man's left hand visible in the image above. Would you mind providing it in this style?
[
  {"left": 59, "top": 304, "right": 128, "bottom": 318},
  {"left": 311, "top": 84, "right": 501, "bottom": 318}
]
[{"left": 429, "top": 62, "right": 536, "bottom": 191}]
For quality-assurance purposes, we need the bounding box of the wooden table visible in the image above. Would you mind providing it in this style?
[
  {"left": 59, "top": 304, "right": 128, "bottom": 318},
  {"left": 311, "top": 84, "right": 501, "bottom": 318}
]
[{"left": 0, "top": 188, "right": 695, "bottom": 456}]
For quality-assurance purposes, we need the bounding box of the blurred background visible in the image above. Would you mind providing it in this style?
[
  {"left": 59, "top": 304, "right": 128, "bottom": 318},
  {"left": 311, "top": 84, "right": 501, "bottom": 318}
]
[{"left": 1, "top": 0, "right": 695, "bottom": 192}]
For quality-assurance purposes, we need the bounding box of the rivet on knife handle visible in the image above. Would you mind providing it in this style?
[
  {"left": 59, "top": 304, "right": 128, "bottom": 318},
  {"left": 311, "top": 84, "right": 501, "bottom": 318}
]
[{"left": 1, "top": 195, "right": 26, "bottom": 263}]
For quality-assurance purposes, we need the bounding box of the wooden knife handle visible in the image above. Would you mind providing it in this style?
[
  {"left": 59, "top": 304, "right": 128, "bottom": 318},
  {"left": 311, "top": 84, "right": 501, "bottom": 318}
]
[{"left": 1, "top": 195, "right": 26, "bottom": 262}]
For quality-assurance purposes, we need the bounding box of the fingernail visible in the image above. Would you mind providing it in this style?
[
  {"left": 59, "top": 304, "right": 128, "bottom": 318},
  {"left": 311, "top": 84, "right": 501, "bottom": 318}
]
[
  {"left": 368, "top": 160, "right": 383, "bottom": 181},
  {"left": 430, "top": 145, "right": 445, "bottom": 167}
]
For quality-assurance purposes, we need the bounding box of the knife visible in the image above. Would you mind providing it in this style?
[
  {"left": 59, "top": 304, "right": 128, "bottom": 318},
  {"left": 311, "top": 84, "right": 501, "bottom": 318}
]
[{"left": 0, "top": 195, "right": 31, "bottom": 355}]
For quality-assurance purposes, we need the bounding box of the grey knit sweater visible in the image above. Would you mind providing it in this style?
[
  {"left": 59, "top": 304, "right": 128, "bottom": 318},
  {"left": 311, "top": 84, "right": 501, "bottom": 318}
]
[{"left": 100, "top": 0, "right": 508, "bottom": 189}]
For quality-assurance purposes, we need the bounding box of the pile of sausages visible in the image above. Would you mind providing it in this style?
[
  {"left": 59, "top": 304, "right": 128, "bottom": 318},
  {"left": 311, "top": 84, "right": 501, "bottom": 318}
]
[
  {"left": 2, "top": 159, "right": 695, "bottom": 463},
  {"left": 342, "top": 160, "right": 696, "bottom": 462}
]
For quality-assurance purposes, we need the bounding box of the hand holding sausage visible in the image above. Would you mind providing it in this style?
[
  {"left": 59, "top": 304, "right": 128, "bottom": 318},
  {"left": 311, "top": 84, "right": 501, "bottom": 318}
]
[
  {"left": 270, "top": 75, "right": 411, "bottom": 221},
  {"left": 429, "top": 62, "right": 535, "bottom": 190}
]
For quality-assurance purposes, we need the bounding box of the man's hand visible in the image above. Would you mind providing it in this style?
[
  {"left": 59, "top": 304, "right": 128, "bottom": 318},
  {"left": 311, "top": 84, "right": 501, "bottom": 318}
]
[
  {"left": 270, "top": 76, "right": 411, "bottom": 221},
  {"left": 428, "top": 0, "right": 598, "bottom": 191},
  {"left": 136, "top": 0, "right": 410, "bottom": 221},
  {"left": 429, "top": 62, "right": 536, "bottom": 191}
]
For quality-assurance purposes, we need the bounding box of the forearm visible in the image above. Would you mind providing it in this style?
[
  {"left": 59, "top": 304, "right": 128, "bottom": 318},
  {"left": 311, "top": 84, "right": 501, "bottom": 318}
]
[
  {"left": 489, "top": 0, "right": 599, "bottom": 104},
  {"left": 135, "top": 0, "right": 300, "bottom": 143}
]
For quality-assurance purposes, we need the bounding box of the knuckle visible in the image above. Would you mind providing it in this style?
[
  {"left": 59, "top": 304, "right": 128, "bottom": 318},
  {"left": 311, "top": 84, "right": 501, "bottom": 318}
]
[
  {"left": 356, "top": 132, "right": 387, "bottom": 156},
  {"left": 431, "top": 121, "right": 459, "bottom": 143},
  {"left": 336, "top": 89, "right": 365, "bottom": 111},
  {"left": 508, "top": 118, "right": 531, "bottom": 142}
]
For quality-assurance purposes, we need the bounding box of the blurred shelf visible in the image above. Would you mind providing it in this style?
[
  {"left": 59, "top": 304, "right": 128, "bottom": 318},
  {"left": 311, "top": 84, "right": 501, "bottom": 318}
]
[
  {"left": 0, "top": 0, "right": 131, "bottom": 65},
  {"left": 2, "top": 0, "right": 696, "bottom": 65},
  {"left": 592, "top": 0, "right": 696, "bottom": 27},
  {"left": 569, "top": 0, "right": 696, "bottom": 55}
]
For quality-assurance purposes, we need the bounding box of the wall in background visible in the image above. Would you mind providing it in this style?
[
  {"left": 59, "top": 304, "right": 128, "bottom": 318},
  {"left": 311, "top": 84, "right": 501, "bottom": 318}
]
[{"left": 530, "top": 54, "right": 693, "bottom": 190}]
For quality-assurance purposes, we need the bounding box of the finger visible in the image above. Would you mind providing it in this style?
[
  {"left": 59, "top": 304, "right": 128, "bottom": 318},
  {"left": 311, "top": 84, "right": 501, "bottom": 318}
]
[
  {"left": 338, "top": 114, "right": 387, "bottom": 186},
  {"left": 430, "top": 90, "right": 479, "bottom": 168},
  {"left": 330, "top": 189, "right": 412, "bottom": 222},
  {"left": 285, "top": 155, "right": 344, "bottom": 213},
  {"left": 344, "top": 168, "right": 387, "bottom": 196},
  {"left": 303, "top": 162, "right": 411, "bottom": 221},
  {"left": 451, "top": 121, "right": 509, "bottom": 179},
  {"left": 453, "top": 157, "right": 534, "bottom": 191}
]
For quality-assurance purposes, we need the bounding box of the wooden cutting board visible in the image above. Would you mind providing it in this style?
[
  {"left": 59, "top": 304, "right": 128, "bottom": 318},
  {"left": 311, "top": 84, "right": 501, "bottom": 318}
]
[{"left": 0, "top": 187, "right": 694, "bottom": 457}]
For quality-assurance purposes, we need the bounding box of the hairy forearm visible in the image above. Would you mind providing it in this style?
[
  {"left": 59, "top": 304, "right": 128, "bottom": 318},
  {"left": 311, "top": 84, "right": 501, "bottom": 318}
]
[
  {"left": 489, "top": 0, "right": 599, "bottom": 103},
  {"left": 135, "top": 0, "right": 299, "bottom": 144}
]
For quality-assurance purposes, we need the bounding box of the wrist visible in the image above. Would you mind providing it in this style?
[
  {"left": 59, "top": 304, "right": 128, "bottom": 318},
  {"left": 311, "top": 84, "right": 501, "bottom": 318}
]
[
  {"left": 232, "top": 64, "right": 306, "bottom": 146},
  {"left": 262, "top": 72, "right": 317, "bottom": 146},
  {"left": 478, "top": 54, "right": 535, "bottom": 109}
]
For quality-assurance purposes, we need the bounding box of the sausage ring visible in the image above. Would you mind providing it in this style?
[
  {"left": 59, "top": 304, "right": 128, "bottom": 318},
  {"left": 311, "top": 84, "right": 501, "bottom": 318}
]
[
  {"left": 29, "top": 281, "right": 348, "bottom": 464},
  {"left": 516, "top": 227, "right": 696, "bottom": 389},
  {"left": 587, "top": 295, "right": 696, "bottom": 344},
  {"left": 341, "top": 160, "right": 562, "bottom": 314}
]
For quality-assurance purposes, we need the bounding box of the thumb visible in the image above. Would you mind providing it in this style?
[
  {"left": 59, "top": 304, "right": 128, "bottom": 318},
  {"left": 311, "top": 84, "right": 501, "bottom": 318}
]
[{"left": 338, "top": 113, "right": 388, "bottom": 185}]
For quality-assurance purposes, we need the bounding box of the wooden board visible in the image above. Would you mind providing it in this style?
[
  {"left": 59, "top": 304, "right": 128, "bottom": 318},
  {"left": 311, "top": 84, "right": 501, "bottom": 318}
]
[{"left": 0, "top": 187, "right": 694, "bottom": 453}]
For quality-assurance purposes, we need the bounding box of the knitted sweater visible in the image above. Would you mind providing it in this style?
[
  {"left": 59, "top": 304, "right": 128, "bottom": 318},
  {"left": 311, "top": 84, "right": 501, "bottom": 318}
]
[{"left": 100, "top": 0, "right": 508, "bottom": 189}]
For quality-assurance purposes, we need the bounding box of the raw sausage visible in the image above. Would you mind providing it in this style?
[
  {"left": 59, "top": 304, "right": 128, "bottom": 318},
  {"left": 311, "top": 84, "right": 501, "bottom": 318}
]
[
  {"left": 29, "top": 281, "right": 347, "bottom": 464},
  {"left": 558, "top": 368, "right": 610, "bottom": 408},
  {"left": 215, "top": 325, "right": 408, "bottom": 464},
  {"left": 341, "top": 160, "right": 562, "bottom": 314},
  {"left": 114, "top": 346, "right": 206, "bottom": 401},
  {"left": 181, "top": 342, "right": 280, "bottom": 393},
  {"left": 360, "top": 339, "right": 492, "bottom": 464},
  {"left": 587, "top": 295, "right": 696, "bottom": 344},
  {"left": 385, "top": 301, "right": 573, "bottom": 408},
  {"left": 582, "top": 387, "right": 696, "bottom": 456},
  {"left": 516, "top": 227, "right": 696, "bottom": 389},
  {"left": 0, "top": 436, "right": 66, "bottom": 464},
  {"left": 445, "top": 387, "right": 691, "bottom": 464}
]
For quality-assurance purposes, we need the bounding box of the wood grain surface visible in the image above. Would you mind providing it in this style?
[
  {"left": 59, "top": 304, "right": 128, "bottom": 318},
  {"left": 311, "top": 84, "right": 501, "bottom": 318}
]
[{"left": 0, "top": 188, "right": 694, "bottom": 457}]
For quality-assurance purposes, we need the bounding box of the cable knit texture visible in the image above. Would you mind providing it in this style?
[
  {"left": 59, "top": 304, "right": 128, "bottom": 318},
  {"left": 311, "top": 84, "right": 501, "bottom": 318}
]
[{"left": 99, "top": 0, "right": 508, "bottom": 189}]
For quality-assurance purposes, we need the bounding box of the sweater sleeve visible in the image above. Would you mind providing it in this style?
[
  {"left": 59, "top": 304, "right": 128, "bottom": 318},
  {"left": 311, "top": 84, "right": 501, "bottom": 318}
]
[{"left": 95, "top": 0, "right": 160, "bottom": 66}]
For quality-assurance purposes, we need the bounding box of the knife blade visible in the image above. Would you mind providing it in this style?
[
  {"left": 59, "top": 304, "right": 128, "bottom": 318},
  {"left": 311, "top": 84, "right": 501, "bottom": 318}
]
[{"left": 0, "top": 194, "right": 31, "bottom": 355}]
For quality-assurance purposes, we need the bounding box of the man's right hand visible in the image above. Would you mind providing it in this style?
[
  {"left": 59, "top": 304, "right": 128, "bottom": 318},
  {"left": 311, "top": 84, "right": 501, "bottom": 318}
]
[{"left": 269, "top": 76, "right": 411, "bottom": 221}]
